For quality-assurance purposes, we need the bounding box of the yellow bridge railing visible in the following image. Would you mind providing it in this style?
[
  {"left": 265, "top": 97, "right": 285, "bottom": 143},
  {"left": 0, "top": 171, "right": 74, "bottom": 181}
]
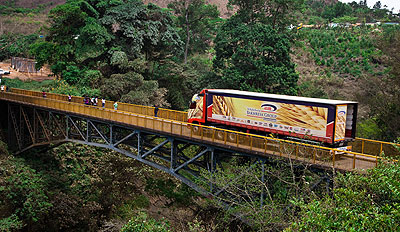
[
  {"left": 6, "top": 88, "right": 400, "bottom": 158},
  {"left": 351, "top": 138, "right": 400, "bottom": 157},
  {"left": 9, "top": 88, "right": 188, "bottom": 122},
  {"left": 2, "top": 89, "right": 397, "bottom": 171}
]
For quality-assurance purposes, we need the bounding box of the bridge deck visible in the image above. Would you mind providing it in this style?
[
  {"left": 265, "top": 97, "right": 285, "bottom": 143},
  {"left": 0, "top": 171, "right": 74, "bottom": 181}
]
[{"left": 1, "top": 88, "right": 398, "bottom": 172}]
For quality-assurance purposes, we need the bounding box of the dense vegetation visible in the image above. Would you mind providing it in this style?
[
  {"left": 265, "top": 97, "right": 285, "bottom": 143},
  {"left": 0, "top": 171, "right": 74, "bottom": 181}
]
[
  {"left": 0, "top": 139, "right": 205, "bottom": 231},
  {"left": 302, "top": 0, "right": 400, "bottom": 25},
  {"left": 1, "top": 0, "right": 400, "bottom": 231},
  {"left": 298, "top": 27, "right": 380, "bottom": 77},
  {"left": 288, "top": 160, "right": 400, "bottom": 231}
]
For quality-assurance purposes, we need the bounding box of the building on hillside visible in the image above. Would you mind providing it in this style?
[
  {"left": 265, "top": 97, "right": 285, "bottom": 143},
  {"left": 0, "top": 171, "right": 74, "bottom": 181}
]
[{"left": 11, "top": 57, "right": 40, "bottom": 73}]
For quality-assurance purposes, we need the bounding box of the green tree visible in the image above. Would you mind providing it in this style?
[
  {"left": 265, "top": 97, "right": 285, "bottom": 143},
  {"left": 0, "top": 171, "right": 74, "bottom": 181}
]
[
  {"left": 101, "top": 70, "right": 169, "bottom": 107},
  {"left": 373, "top": 0, "right": 381, "bottom": 9},
  {"left": 0, "top": 34, "right": 39, "bottom": 60},
  {"left": 287, "top": 161, "right": 400, "bottom": 231},
  {"left": 153, "top": 60, "right": 200, "bottom": 109},
  {"left": 213, "top": 15, "right": 298, "bottom": 94},
  {"left": 322, "top": 2, "right": 352, "bottom": 21},
  {"left": 100, "top": 0, "right": 182, "bottom": 61},
  {"left": 228, "top": 0, "right": 304, "bottom": 29},
  {"left": 357, "top": 27, "right": 400, "bottom": 140},
  {"left": 121, "top": 211, "right": 171, "bottom": 232},
  {"left": 168, "top": 0, "right": 221, "bottom": 63},
  {"left": 333, "top": 15, "right": 358, "bottom": 24},
  {"left": 30, "top": 0, "right": 182, "bottom": 105},
  {"left": 0, "top": 156, "right": 52, "bottom": 230}
]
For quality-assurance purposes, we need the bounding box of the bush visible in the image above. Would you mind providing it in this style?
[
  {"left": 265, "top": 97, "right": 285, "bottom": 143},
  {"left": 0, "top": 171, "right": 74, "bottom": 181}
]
[
  {"left": 288, "top": 161, "right": 400, "bottom": 231},
  {"left": 120, "top": 212, "right": 171, "bottom": 232},
  {"left": 298, "top": 28, "right": 380, "bottom": 78}
]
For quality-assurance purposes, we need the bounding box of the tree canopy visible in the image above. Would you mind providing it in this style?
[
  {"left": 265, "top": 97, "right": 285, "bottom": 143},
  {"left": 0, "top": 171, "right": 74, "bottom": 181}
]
[
  {"left": 168, "top": 0, "right": 221, "bottom": 63},
  {"left": 213, "top": 15, "right": 298, "bottom": 95},
  {"left": 228, "top": 0, "right": 304, "bottom": 29},
  {"left": 29, "top": 0, "right": 183, "bottom": 106}
]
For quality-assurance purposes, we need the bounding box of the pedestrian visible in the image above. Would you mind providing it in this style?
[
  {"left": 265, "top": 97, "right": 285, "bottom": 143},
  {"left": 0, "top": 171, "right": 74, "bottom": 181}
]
[
  {"left": 42, "top": 90, "right": 47, "bottom": 98},
  {"left": 154, "top": 105, "right": 159, "bottom": 117},
  {"left": 94, "top": 97, "right": 98, "bottom": 106},
  {"left": 84, "top": 96, "right": 89, "bottom": 105},
  {"left": 91, "top": 97, "right": 95, "bottom": 105},
  {"left": 102, "top": 98, "right": 106, "bottom": 108},
  {"left": 68, "top": 94, "right": 72, "bottom": 102},
  {"left": 0, "top": 85, "right": 4, "bottom": 92},
  {"left": 113, "top": 102, "right": 118, "bottom": 110}
]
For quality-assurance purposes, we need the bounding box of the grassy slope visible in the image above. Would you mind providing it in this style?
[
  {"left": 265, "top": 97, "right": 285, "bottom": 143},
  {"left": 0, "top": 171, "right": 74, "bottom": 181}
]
[{"left": 293, "top": 26, "right": 389, "bottom": 121}]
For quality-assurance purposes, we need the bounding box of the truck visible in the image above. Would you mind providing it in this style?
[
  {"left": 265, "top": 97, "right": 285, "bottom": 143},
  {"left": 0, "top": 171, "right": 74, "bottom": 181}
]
[
  {"left": 0, "top": 69, "right": 11, "bottom": 75},
  {"left": 188, "top": 89, "right": 358, "bottom": 148}
]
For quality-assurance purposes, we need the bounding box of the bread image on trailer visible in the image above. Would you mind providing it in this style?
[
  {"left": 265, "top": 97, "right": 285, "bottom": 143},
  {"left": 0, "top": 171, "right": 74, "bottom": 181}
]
[{"left": 188, "top": 89, "right": 358, "bottom": 147}]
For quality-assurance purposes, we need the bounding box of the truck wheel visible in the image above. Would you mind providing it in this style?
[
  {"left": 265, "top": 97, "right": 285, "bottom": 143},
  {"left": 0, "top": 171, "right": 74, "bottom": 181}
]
[
  {"left": 191, "top": 123, "right": 200, "bottom": 134},
  {"left": 216, "top": 130, "right": 225, "bottom": 140},
  {"left": 228, "top": 132, "right": 237, "bottom": 142}
]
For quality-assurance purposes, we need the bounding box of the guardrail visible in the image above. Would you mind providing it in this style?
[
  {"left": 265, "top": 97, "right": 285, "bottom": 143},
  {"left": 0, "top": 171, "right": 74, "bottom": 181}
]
[
  {"left": 352, "top": 137, "right": 400, "bottom": 157},
  {"left": 9, "top": 88, "right": 188, "bottom": 122},
  {"left": 0, "top": 90, "right": 385, "bottom": 171},
  {"left": 5, "top": 88, "right": 400, "bottom": 159}
]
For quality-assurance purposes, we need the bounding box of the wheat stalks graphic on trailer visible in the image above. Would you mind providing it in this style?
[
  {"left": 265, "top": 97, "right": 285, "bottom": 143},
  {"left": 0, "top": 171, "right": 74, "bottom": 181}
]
[
  {"left": 212, "top": 96, "right": 235, "bottom": 116},
  {"left": 277, "top": 104, "right": 327, "bottom": 130}
]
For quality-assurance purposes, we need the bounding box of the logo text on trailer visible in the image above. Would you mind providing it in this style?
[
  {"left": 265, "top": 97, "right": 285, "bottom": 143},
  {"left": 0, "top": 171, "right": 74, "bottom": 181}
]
[{"left": 261, "top": 104, "right": 277, "bottom": 112}]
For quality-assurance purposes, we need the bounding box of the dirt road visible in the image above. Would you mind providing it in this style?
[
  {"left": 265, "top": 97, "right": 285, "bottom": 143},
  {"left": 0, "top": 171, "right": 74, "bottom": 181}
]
[{"left": 0, "top": 62, "right": 54, "bottom": 81}]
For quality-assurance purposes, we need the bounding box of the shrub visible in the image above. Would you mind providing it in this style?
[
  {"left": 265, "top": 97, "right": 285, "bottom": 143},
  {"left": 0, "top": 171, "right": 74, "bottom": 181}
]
[{"left": 120, "top": 212, "right": 171, "bottom": 232}]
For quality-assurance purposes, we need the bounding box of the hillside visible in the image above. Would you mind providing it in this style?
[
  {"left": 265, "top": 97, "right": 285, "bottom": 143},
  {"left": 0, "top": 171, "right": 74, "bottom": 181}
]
[
  {"left": 0, "top": 0, "right": 341, "bottom": 18},
  {"left": 0, "top": 0, "right": 234, "bottom": 17},
  {"left": 0, "top": 0, "right": 400, "bottom": 231},
  {"left": 0, "top": 0, "right": 65, "bottom": 10}
]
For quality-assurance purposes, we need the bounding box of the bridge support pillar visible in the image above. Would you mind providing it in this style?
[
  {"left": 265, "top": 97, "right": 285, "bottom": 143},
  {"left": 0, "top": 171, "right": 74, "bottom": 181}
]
[
  {"left": 109, "top": 125, "right": 113, "bottom": 145},
  {"left": 137, "top": 131, "right": 142, "bottom": 157},
  {"left": 260, "top": 159, "right": 265, "bottom": 207},
  {"left": 86, "top": 119, "right": 90, "bottom": 143},
  {"left": 209, "top": 148, "right": 216, "bottom": 193},
  {"left": 170, "top": 138, "right": 177, "bottom": 171}
]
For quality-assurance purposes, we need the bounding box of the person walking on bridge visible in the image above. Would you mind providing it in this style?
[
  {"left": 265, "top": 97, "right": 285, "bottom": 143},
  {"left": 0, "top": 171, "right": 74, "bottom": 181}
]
[
  {"left": 102, "top": 98, "right": 106, "bottom": 108},
  {"left": 42, "top": 90, "right": 47, "bottom": 98},
  {"left": 113, "top": 102, "right": 118, "bottom": 110},
  {"left": 68, "top": 94, "right": 72, "bottom": 102},
  {"left": 154, "top": 105, "right": 159, "bottom": 117}
]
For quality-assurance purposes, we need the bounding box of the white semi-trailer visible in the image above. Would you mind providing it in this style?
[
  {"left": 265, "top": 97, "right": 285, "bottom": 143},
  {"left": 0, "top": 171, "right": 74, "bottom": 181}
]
[{"left": 188, "top": 89, "right": 358, "bottom": 147}]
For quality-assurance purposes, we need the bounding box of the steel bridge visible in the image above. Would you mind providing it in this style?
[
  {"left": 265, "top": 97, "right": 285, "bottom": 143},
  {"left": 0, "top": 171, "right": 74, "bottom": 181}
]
[{"left": 0, "top": 88, "right": 399, "bottom": 198}]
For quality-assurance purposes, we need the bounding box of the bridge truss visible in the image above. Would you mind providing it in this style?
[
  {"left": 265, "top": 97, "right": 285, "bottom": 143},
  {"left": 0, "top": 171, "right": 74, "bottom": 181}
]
[{"left": 2, "top": 101, "right": 333, "bottom": 208}]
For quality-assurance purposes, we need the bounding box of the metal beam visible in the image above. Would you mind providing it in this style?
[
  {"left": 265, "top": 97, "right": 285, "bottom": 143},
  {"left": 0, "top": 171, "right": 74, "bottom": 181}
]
[
  {"left": 174, "top": 148, "right": 210, "bottom": 173},
  {"left": 35, "top": 110, "right": 50, "bottom": 141},
  {"left": 141, "top": 139, "right": 169, "bottom": 159},
  {"left": 113, "top": 131, "right": 136, "bottom": 147},
  {"left": 9, "top": 105, "right": 22, "bottom": 149},
  {"left": 68, "top": 116, "right": 86, "bottom": 141},
  {"left": 260, "top": 159, "right": 265, "bottom": 207},
  {"left": 88, "top": 120, "right": 109, "bottom": 144},
  {"left": 50, "top": 112, "right": 66, "bottom": 138},
  {"left": 170, "top": 138, "right": 177, "bottom": 171},
  {"left": 21, "top": 107, "right": 35, "bottom": 144}
]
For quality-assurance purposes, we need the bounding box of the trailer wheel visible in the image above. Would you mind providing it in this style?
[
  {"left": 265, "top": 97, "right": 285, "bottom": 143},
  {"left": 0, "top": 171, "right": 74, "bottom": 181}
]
[
  {"left": 216, "top": 130, "right": 225, "bottom": 140},
  {"left": 228, "top": 132, "right": 237, "bottom": 142},
  {"left": 191, "top": 122, "right": 200, "bottom": 134}
]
